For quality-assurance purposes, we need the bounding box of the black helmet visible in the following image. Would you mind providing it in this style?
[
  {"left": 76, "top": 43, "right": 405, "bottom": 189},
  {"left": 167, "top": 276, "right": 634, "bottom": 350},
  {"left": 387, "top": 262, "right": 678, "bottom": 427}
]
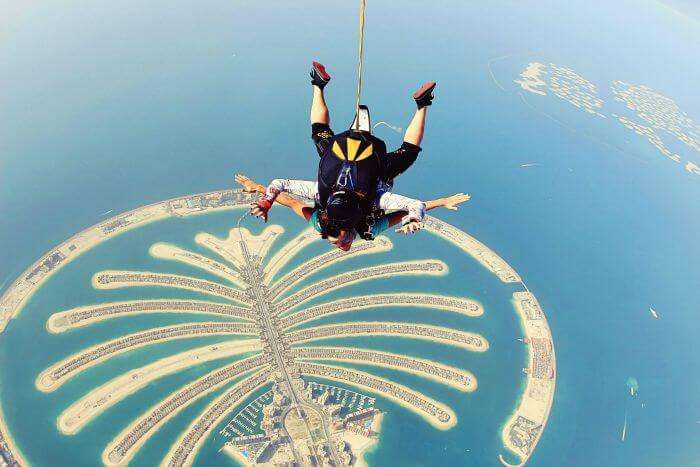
[{"left": 321, "top": 191, "right": 362, "bottom": 234}]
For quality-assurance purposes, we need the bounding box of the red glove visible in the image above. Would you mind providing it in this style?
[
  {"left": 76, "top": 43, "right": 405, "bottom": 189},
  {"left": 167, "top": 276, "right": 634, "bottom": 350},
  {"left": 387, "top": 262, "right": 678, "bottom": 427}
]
[
  {"left": 257, "top": 198, "right": 273, "bottom": 211},
  {"left": 251, "top": 197, "right": 273, "bottom": 222}
]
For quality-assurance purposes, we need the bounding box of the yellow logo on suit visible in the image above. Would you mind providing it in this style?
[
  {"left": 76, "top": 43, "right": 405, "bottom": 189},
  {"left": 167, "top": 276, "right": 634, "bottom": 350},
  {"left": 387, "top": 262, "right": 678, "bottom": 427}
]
[{"left": 331, "top": 138, "right": 373, "bottom": 162}]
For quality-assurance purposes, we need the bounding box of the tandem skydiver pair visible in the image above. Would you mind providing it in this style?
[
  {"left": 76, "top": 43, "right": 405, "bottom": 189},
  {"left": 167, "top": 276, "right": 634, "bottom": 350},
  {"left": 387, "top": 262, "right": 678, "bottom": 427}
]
[{"left": 237, "top": 62, "right": 469, "bottom": 250}]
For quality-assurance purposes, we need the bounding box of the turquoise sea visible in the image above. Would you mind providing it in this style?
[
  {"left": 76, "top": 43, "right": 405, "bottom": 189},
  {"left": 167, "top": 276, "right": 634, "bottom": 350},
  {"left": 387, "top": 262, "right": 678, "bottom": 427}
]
[{"left": 2, "top": 0, "right": 700, "bottom": 465}]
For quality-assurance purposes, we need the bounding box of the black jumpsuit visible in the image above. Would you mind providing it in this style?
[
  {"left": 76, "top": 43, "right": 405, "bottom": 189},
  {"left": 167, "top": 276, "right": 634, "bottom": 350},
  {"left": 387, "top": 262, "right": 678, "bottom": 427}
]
[{"left": 311, "top": 122, "right": 422, "bottom": 213}]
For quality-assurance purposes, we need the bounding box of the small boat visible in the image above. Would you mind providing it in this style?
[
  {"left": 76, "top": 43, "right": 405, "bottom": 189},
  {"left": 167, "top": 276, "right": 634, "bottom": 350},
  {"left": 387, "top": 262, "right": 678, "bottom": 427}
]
[
  {"left": 520, "top": 163, "right": 539, "bottom": 168},
  {"left": 626, "top": 377, "right": 639, "bottom": 397},
  {"left": 621, "top": 412, "right": 628, "bottom": 442},
  {"left": 649, "top": 307, "right": 659, "bottom": 319},
  {"left": 100, "top": 209, "right": 114, "bottom": 217}
]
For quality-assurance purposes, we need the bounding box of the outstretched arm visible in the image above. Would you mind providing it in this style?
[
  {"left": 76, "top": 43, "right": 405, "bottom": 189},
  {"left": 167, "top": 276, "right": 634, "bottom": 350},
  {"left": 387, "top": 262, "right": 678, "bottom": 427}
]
[
  {"left": 391, "top": 193, "right": 470, "bottom": 234},
  {"left": 235, "top": 174, "right": 314, "bottom": 221},
  {"left": 424, "top": 193, "right": 471, "bottom": 211}
]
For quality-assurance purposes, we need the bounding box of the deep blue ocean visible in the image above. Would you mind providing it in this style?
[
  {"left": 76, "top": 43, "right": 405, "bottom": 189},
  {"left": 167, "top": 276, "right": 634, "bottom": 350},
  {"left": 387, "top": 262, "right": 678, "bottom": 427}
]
[{"left": 1, "top": 0, "right": 699, "bottom": 465}]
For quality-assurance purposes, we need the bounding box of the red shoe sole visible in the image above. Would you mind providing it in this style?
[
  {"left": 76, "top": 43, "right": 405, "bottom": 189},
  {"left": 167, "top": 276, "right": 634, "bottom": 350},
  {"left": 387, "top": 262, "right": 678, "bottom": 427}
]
[
  {"left": 413, "top": 81, "right": 436, "bottom": 99},
  {"left": 313, "top": 61, "right": 331, "bottom": 81}
]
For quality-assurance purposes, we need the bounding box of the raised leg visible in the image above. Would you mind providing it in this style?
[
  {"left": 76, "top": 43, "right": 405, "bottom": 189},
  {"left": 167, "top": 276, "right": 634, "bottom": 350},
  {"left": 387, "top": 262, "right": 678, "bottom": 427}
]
[
  {"left": 310, "top": 61, "right": 331, "bottom": 125},
  {"left": 311, "top": 85, "right": 330, "bottom": 125},
  {"left": 404, "top": 81, "right": 436, "bottom": 147}
]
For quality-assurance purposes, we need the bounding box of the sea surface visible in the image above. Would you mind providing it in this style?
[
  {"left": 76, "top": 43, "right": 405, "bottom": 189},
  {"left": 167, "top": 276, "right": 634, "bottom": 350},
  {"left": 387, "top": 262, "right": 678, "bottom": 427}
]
[{"left": 1, "top": 0, "right": 699, "bottom": 465}]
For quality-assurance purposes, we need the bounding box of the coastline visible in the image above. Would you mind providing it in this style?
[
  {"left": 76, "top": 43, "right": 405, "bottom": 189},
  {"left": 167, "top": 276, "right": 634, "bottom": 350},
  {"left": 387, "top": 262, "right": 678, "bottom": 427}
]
[
  {"left": 281, "top": 293, "right": 483, "bottom": 330},
  {"left": 91, "top": 270, "right": 251, "bottom": 306},
  {"left": 288, "top": 321, "right": 489, "bottom": 353},
  {"left": 221, "top": 443, "right": 251, "bottom": 466},
  {"left": 159, "top": 368, "right": 271, "bottom": 467},
  {"left": 266, "top": 236, "right": 394, "bottom": 297},
  {"left": 346, "top": 411, "right": 384, "bottom": 467},
  {"left": 0, "top": 190, "right": 256, "bottom": 332},
  {"left": 298, "top": 370, "right": 457, "bottom": 431},
  {"left": 46, "top": 299, "right": 254, "bottom": 333},
  {"left": 276, "top": 260, "right": 450, "bottom": 315},
  {"left": 57, "top": 340, "right": 260, "bottom": 435},
  {"left": 292, "top": 347, "right": 477, "bottom": 392},
  {"left": 262, "top": 227, "right": 318, "bottom": 281},
  {"left": 149, "top": 242, "right": 247, "bottom": 288},
  {"left": 36, "top": 322, "right": 257, "bottom": 392},
  {"left": 102, "top": 365, "right": 267, "bottom": 466}
]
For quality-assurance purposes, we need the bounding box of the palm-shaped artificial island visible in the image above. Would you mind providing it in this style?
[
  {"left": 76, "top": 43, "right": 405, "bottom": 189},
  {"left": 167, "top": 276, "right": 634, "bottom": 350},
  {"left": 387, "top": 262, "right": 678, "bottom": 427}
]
[
  {"left": 5, "top": 190, "right": 554, "bottom": 467},
  {"left": 37, "top": 222, "right": 486, "bottom": 466}
]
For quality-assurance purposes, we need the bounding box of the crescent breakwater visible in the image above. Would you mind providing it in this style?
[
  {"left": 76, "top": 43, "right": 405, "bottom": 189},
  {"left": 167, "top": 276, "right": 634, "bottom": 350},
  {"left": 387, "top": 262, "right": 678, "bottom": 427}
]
[
  {"left": 423, "top": 217, "right": 556, "bottom": 465},
  {"left": 499, "top": 292, "right": 556, "bottom": 466}
]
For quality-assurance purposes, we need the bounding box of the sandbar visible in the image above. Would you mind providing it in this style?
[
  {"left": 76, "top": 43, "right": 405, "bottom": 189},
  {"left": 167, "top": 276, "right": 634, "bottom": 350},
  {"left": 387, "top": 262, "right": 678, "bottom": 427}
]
[
  {"left": 149, "top": 242, "right": 246, "bottom": 288},
  {"left": 275, "top": 260, "right": 448, "bottom": 314},
  {"left": 286, "top": 321, "right": 489, "bottom": 352},
  {"left": 263, "top": 227, "right": 318, "bottom": 281},
  {"left": 267, "top": 236, "right": 392, "bottom": 298},
  {"left": 103, "top": 361, "right": 268, "bottom": 466},
  {"left": 92, "top": 270, "right": 251, "bottom": 306},
  {"left": 37, "top": 322, "right": 257, "bottom": 392},
  {"left": 195, "top": 225, "right": 284, "bottom": 271},
  {"left": 58, "top": 339, "right": 260, "bottom": 434},
  {"left": 292, "top": 346, "right": 476, "bottom": 392},
  {"left": 47, "top": 299, "right": 253, "bottom": 333},
  {"left": 281, "top": 293, "right": 483, "bottom": 330}
]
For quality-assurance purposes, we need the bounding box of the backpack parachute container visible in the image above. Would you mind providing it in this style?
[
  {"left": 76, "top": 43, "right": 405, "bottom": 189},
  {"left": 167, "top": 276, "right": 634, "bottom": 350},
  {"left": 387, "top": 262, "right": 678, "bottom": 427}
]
[{"left": 350, "top": 104, "right": 372, "bottom": 133}]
